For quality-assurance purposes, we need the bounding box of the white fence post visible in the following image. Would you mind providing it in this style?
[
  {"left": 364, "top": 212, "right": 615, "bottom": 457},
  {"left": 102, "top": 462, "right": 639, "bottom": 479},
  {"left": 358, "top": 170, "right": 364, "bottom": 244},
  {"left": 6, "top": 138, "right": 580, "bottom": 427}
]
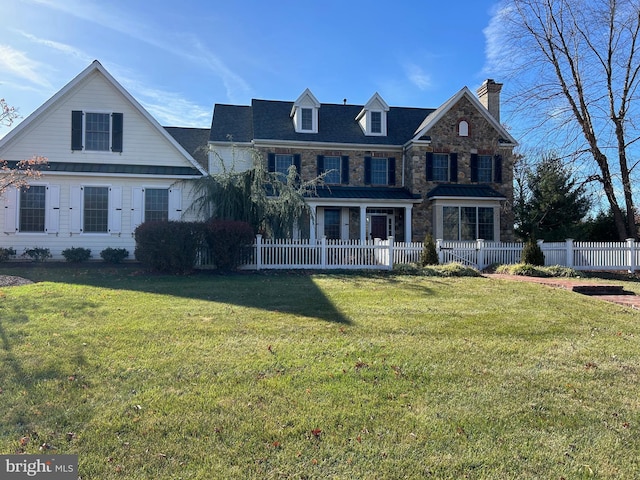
[
  {"left": 565, "top": 239, "right": 574, "bottom": 268},
  {"left": 627, "top": 238, "right": 636, "bottom": 273},
  {"left": 321, "top": 236, "right": 327, "bottom": 268},
  {"left": 476, "top": 239, "right": 485, "bottom": 270},
  {"left": 387, "top": 236, "right": 394, "bottom": 270},
  {"left": 437, "top": 239, "right": 444, "bottom": 264},
  {"left": 255, "top": 234, "right": 262, "bottom": 270}
]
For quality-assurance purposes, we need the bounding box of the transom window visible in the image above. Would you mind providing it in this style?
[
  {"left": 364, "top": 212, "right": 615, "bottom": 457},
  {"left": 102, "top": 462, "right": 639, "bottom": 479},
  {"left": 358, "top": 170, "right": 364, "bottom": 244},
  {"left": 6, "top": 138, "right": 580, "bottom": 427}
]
[
  {"left": 477, "top": 155, "right": 493, "bottom": 183},
  {"left": 370, "top": 157, "right": 388, "bottom": 185},
  {"left": 19, "top": 186, "right": 46, "bottom": 232},
  {"left": 85, "top": 113, "right": 110, "bottom": 151},
  {"left": 370, "top": 111, "right": 382, "bottom": 134},
  {"left": 301, "top": 108, "right": 313, "bottom": 131},
  {"left": 443, "top": 206, "right": 494, "bottom": 241},
  {"left": 432, "top": 154, "right": 450, "bottom": 182},
  {"left": 145, "top": 188, "right": 169, "bottom": 222},
  {"left": 83, "top": 186, "right": 109, "bottom": 233}
]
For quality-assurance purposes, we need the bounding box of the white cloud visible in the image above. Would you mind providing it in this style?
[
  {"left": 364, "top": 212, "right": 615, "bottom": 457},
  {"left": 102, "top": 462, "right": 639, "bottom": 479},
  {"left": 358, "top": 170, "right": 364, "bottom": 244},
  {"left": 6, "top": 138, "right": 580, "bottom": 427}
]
[
  {"left": 0, "top": 45, "right": 52, "bottom": 88},
  {"left": 405, "top": 63, "right": 432, "bottom": 90},
  {"left": 482, "top": 2, "right": 517, "bottom": 76},
  {"left": 17, "top": 31, "right": 93, "bottom": 64}
]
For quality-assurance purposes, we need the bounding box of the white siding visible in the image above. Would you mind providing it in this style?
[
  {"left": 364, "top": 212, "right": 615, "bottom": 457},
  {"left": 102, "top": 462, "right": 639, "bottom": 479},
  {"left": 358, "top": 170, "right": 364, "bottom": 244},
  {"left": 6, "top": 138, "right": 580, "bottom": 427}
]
[{"left": 209, "top": 145, "right": 254, "bottom": 174}]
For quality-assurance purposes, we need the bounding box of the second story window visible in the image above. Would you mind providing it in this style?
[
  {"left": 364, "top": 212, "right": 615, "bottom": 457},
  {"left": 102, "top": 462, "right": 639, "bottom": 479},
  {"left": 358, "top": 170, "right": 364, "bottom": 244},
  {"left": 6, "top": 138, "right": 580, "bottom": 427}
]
[
  {"left": 370, "top": 111, "right": 382, "bottom": 134},
  {"left": 268, "top": 153, "right": 301, "bottom": 178},
  {"left": 85, "top": 113, "right": 110, "bottom": 151},
  {"left": 470, "top": 154, "right": 503, "bottom": 183},
  {"left": 301, "top": 108, "right": 313, "bottom": 131},
  {"left": 317, "top": 155, "right": 349, "bottom": 185},
  {"left": 426, "top": 152, "right": 458, "bottom": 183},
  {"left": 364, "top": 156, "right": 396, "bottom": 186},
  {"left": 71, "top": 111, "right": 123, "bottom": 153}
]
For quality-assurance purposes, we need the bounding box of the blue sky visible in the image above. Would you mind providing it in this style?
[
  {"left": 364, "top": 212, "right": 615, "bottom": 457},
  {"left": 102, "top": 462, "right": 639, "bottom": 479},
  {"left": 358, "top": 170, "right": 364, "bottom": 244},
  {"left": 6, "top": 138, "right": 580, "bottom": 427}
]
[{"left": 1, "top": 0, "right": 506, "bottom": 134}]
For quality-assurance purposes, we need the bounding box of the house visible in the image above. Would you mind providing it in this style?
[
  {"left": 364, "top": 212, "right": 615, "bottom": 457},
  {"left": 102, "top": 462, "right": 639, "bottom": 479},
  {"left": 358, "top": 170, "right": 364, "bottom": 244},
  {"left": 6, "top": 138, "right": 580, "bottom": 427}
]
[
  {"left": 0, "top": 61, "right": 207, "bottom": 259},
  {"left": 0, "top": 60, "right": 517, "bottom": 260},
  {"left": 209, "top": 81, "right": 517, "bottom": 243}
]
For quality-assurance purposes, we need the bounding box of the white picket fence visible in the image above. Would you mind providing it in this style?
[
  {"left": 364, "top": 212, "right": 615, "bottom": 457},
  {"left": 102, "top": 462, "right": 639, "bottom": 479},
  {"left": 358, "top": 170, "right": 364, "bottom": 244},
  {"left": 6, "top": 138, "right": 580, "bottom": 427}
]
[{"left": 200, "top": 236, "right": 640, "bottom": 272}]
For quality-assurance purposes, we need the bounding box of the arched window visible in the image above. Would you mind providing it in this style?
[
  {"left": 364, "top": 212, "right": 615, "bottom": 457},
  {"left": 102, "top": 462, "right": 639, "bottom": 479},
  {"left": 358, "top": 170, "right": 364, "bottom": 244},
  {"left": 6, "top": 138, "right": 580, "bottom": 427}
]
[{"left": 458, "top": 120, "right": 469, "bottom": 137}]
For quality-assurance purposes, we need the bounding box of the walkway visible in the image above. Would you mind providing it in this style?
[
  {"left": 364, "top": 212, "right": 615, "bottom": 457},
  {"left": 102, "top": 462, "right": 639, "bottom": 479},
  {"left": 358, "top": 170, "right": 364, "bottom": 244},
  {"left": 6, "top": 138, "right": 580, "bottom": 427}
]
[{"left": 485, "top": 274, "right": 640, "bottom": 311}]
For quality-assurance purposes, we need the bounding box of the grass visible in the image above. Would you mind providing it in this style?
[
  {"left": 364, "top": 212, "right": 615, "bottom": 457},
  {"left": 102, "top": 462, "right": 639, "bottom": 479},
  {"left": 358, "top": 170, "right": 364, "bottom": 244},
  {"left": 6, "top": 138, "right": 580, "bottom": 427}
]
[{"left": 1, "top": 265, "right": 640, "bottom": 479}]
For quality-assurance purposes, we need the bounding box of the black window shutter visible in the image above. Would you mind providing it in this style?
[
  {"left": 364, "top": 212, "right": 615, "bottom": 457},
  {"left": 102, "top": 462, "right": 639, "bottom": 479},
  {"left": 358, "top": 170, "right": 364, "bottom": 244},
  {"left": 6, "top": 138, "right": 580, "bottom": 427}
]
[
  {"left": 317, "top": 155, "right": 324, "bottom": 176},
  {"left": 425, "top": 152, "right": 433, "bottom": 181},
  {"left": 293, "top": 154, "right": 301, "bottom": 174},
  {"left": 111, "top": 113, "right": 123, "bottom": 152},
  {"left": 341, "top": 156, "right": 349, "bottom": 185},
  {"left": 364, "top": 156, "right": 372, "bottom": 185},
  {"left": 449, "top": 153, "right": 458, "bottom": 183},
  {"left": 470, "top": 154, "right": 478, "bottom": 182},
  {"left": 494, "top": 155, "right": 503, "bottom": 183},
  {"left": 267, "top": 153, "right": 275, "bottom": 172},
  {"left": 71, "top": 111, "right": 83, "bottom": 151},
  {"left": 388, "top": 157, "right": 396, "bottom": 185}
]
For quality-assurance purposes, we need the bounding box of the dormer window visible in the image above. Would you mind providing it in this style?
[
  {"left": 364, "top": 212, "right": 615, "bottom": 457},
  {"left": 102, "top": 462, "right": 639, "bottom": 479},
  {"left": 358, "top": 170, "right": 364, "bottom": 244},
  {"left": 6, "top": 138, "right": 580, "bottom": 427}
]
[
  {"left": 291, "top": 89, "right": 320, "bottom": 133},
  {"left": 357, "top": 93, "right": 389, "bottom": 136}
]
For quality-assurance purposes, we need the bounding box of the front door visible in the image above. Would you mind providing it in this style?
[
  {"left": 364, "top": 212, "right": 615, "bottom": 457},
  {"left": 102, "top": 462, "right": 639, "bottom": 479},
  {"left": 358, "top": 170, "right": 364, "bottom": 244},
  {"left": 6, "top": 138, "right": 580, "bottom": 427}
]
[{"left": 370, "top": 215, "right": 388, "bottom": 240}]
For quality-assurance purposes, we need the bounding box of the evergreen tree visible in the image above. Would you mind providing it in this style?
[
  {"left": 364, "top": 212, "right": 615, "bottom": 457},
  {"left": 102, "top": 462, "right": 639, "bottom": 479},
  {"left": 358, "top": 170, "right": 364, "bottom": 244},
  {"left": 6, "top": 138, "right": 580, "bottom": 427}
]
[{"left": 515, "top": 155, "right": 591, "bottom": 242}]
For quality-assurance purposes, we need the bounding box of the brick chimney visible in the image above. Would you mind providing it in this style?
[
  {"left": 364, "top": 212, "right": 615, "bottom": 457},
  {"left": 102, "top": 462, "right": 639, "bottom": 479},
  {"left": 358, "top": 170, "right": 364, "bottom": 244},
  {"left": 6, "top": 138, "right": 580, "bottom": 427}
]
[{"left": 477, "top": 79, "right": 503, "bottom": 123}]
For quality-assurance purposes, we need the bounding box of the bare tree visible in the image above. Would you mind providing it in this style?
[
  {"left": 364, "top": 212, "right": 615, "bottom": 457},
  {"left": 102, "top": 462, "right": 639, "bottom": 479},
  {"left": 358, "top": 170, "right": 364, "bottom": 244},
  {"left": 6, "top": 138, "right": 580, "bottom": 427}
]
[
  {"left": 493, "top": 0, "right": 640, "bottom": 239},
  {"left": 0, "top": 99, "right": 47, "bottom": 196}
]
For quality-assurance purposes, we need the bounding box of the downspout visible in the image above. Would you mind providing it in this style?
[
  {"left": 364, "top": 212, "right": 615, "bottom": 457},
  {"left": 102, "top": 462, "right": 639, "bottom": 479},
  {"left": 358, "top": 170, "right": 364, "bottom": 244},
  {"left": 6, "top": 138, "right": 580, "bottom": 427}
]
[{"left": 402, "top": 144, "right": 406, "bottom": 187}]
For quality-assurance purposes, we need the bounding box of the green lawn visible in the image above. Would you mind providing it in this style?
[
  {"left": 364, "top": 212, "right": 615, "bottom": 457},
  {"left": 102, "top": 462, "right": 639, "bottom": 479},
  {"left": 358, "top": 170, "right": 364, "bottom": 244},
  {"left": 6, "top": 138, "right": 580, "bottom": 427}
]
[{"left": 1, "top": 266, "right": 639, "bottom": 479}]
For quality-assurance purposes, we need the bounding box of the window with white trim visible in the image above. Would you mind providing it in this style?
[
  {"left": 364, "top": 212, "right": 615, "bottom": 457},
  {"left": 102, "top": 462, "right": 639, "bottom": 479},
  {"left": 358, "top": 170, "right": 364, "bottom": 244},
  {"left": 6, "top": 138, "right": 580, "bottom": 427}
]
[
  {"left": 370, "top": 111, "right": 382, "bottom": 134},
  {"left": 144, "top": 188, "right": 169, "bottom": 222},
  {"left": 83, "top": 186, "right": 109, "bottom": 233},
  {"left": 301, "top": 108, "right": 313, "bottom": 131},
  {"left": 443, "top": 206, "right": 494, "bottom": 241},
  {"left": 71, "top": 111, "right": 123, "bottom": 152},
  {"left": 19, "top": 186, "right": 46, "bottom": 232},
  {"left": 477, "top": 155, "right": 493, "bottom": 183}
]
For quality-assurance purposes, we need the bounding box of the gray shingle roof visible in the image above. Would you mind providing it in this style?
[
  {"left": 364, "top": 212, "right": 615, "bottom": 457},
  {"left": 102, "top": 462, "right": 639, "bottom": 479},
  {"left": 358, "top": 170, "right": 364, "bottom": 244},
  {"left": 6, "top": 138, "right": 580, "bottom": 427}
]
[
  {"left": 426, "top": 184, "right": 506, "bottom": 199},
  {"left": 209, "top": 100, "right": 434, "bottom": 146},
  {"left": 5, "top": 161, "right": 201, "bottom": 176},
  {"left": 164, "top": 127, "right": 210, "bottom": 169}
]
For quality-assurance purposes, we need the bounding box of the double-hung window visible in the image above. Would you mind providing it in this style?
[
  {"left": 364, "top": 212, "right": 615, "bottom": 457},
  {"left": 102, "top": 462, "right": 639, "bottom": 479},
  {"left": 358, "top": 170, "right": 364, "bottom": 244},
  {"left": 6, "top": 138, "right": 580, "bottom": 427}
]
[
  {"left": 364, "top": 156, "right": 396, "bottom": 186},
  {"left": 471, "top": 154, "right": 502, "bottom": 183},
  {"left": 317, "top": 155, "right": 349, "bottom": 185},
  {"left": 19, "top": 186, "right": 46, "bottom": 232},
  {"left": 301, "top": 108, "right": 313, "bottom": 131},
  {"left": 267, "top": 153, "right": 301, "bottom": 179},
  {"left": 370, "top": 111, "right": 382, "bottom": 134},
  {"left": 426, "top": 152, "right": 458, "bottom": 182},
  {"left": 443, "top": 206, "right": 494, "bottom": 241},
  {"left": 144, "top": 188, "right": 169, "bottom": 222},
  {"left": 83, "top": 186, "right": 109, "bottom": 233},
  {"left": 477, "top": 155, "right": 493, "bottom": 183},
  {"left": 71, "top": 111, "right": 123, "bottom": 152}
]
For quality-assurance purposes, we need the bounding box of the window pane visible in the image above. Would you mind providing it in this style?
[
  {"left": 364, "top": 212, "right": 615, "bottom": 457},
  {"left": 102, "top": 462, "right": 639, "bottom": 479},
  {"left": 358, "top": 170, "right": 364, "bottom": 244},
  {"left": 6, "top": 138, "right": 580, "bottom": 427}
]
[
  {"left": 145, "top": 188, "right": 169, "bottom": 222},
  {"left": 323, "top": 156, "right": 341, "bottom": 184},
  {"left": 301, "top": 108, "right": 313, "bottom": 130},
  {"left": 433, "top": 154, "right": 449, "bottom": 182},
  {"left": 443, "top": 206, "right": 459, "bottom": 240},
  {"left": 461, "top": 207, "right": 477, "bottom": 241},
  {"left": 370, "top": 157, "right": 388, "bottom": 185},
  {"left": 85, "top": 113, "right": 110, "bottom": 151},
  {"left": 371, "top": 111, "right": 382, "bottom": 133},
  {"left": 275, "top": 154, "right": 293, "bottom": 177},
  {"left": 324, "top": 209, "right": 341, "bottom": 239},
  {"left": 19, "top": 186, "right": 46, "bottom": 232},
  {"left": 477, "top": 155, "right": 493, "bottom": 183},
  {"left": 84, "top": 186, "right": 109, "bottom": 232},
  {"left": 478, "top": 207, "right": 494, "bottom": 240}
]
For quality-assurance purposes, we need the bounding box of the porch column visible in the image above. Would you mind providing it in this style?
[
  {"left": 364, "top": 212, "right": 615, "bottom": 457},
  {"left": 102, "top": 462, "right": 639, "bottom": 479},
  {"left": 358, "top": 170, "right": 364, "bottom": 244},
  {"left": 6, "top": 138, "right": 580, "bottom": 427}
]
[
  {"left": 404, "top": 205, "right": 413, "bottom": 242},
  {"left": 359, "top": 205, "right": 367, "bottom": 241}
]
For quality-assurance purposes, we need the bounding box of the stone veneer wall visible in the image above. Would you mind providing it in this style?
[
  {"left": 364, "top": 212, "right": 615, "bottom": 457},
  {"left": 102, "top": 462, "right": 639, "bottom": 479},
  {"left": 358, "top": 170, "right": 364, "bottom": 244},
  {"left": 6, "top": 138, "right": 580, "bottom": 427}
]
[{"left": 405, "top": 96, "right": 515, "bottom": 241}]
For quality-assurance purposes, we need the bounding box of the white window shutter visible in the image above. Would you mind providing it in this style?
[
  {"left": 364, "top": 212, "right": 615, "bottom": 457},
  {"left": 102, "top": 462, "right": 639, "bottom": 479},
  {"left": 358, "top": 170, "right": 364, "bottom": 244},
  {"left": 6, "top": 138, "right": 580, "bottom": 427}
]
[
  {"left": 168, "top": 187, "right": 182, "bottom": 220},
  {"left": 109, "top": 186, "right": 122, "bottom": 233},
  {"left": 131, "top": 187, "right": 143, "bottom": 229},
  {"left": 3, "top": 187, "right": 17, "bottom": 233},
  {"left": 45, "top": 185, "right": 60, "bottom": 233},
  {"left": 69, "top": 186, "right": 82, "bottom": 233}
]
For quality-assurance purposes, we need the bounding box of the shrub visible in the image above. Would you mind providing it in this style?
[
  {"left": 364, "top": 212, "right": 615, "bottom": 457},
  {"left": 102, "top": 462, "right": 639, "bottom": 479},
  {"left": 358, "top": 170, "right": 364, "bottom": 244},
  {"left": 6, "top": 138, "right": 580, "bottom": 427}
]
[
  {"left": 521, "top": 240, "right": 545, "bottom": 266},
  {"left": 0, "top": 247, "right": 16, "bottom": 262},
  {"left": 100, "top": 247, "right": 129, "bottom": 264},
  {"left": 62, "top": 247, "right": 92, "bottom": 263},
  {"left": 494, "top": 263, "right": 579, "bottom": 278},
  {"left": 393, "top": 262, "right": 480, "bottom": 277},
  {"left": 22, "top": 247, "right": 51, "bottom": 262},
  {"left": 205, "top": 220, "right": 254, "bottom": 271},
  {"left": 134, "top": 221, "right": 206, "bottom": 274},
  {"left": 420, "top": 234, "right": 439, "bottom": 266}
]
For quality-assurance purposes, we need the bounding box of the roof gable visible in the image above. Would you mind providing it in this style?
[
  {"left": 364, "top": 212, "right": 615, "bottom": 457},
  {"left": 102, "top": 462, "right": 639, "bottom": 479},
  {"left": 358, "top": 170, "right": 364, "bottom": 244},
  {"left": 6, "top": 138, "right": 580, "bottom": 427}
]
[
  {"left": 413, "top": 87, "right": 517, "bottom": 145},
  {"left": 0, "top": 60, "right": 206, "bottom": 175}
]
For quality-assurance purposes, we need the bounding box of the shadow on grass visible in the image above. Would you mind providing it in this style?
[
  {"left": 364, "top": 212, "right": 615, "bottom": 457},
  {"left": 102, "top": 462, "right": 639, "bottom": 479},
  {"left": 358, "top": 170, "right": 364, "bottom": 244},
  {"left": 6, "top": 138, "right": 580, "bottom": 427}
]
[{"left": 0, "top": 263, "right": 353, "bottom": 324}]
